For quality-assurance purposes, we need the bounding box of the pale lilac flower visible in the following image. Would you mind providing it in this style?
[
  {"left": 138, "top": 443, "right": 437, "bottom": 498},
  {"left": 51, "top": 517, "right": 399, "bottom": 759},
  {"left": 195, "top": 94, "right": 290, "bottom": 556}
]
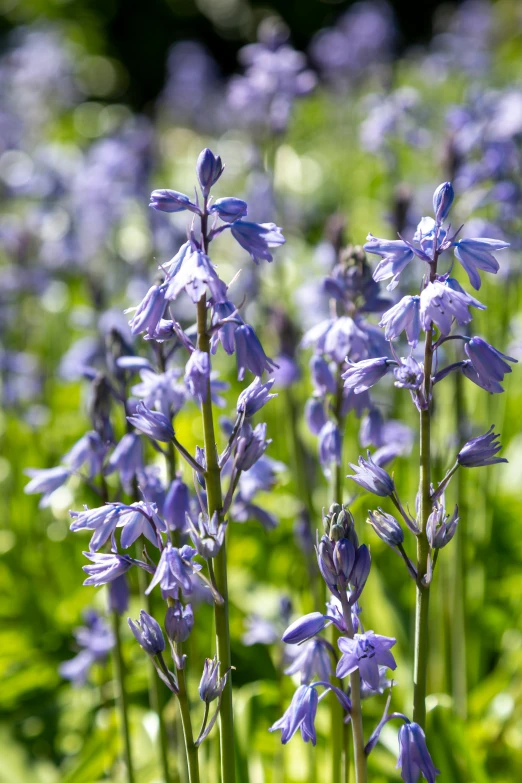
[
  {"left": 464, "top": 337, "right": 516, "bottom": 384},
  {"left": 63, "top": 431, "right": 106, "bottom": 478},
  {"left": 282, "top": 612, "right": 327, "bottom": 644},
  {"left": 128, "top": 610, "right": 165, "bottom": 655},
  {"left": 70, "top": 504, "right": 121, "bottom": 552},
  {"left": 337, "top": 631, "right": 397, "bottom": 689},
  {"left": 454, "top": 237, "right": 509, "bottom": 290},
  {"left": 145, "top": 543, "right": 201, "bottom": 596},
  {"left": 165, "top": 248, "right": 223, "bottom": 304},
  {"left": 230, "top": 220, "right": 285, "bottom": 264},
  {"left": 457, "top": 426, "right": 507, "bottom": 467},
  {"left": 397, "top": 722, "right": 440, "bottom": 783},
  {"left": 235, "top": 324, "right": 277, "bottom": 380},
  {"left": 426, "top": 503, "right": 459, "bottom": 549},
  {"left": 104, "top": 433, "right": 143, "bottom": 491},
  {"left": 82, "top": 552, "right": 134, "bottom": 586},
  {"left": 237, "top": 455, "right": 285, "bottom": 501},
  {"left": 131, "top": 369, "right": 186, "bottom": 418},
  {"left": 189, "top": 511, "right": 226, "bottom": 559},
  {"left": 210, "top": 197, "right": 248, "bottom": 222},
  {"left": 285, "top": 639, "right": 332, "bottom": 684},
  {"left": 318, "top": 421, "right": 341, "bottom": 470},
  {"left": 237, "top": 377, "right": 277, "bottom": 417},
  {"left": 117, "top": 502, "right": 166, "bottom": 549},
  {"left": 367, "top": 509, "right": 404, "bottom": 546},
  {"left": 432, "top": 181, "right": 454, "bottom": 224},
  {"left": 348, "top": 451, "right": 395, "bottom": 496},
  {"left": 269, "top": 684, "right": 319, "bottom": 745},
  {"left": 419, "top": 279, "right": 485, "bottom": 335},
  {"left": 199, "top": 656, "right": 227, "bottom": 703},
  {"left": 149, "top": 189, "right": 199, "bottom": 214},
  {"left": 165, "top": 601, "right": 194, "bottom": 642},
  {"left": 324, "top": 316, "right": 369, "bottom": 364},
  {"left": 127, "top": 401, "right": 174, "bottom": 442},
  {"left": 185, "top": 349, "right": 210, "bottom": 402},
  {"left": 24, "top": 466, "right": 70, "bottom": 507},
  {"left": 109, "top": 575, "right": 130, "bottom": 615},
  {"left": 126, "top": 285, "right": 167, "bottom": 337},
  {"left": 343, "top": 357, "right": 391, "bottom": 394},
  {"left": 235, "top": 422, "right": 271, "bottom": 471},
  {"left": 379, "top": 295, "right": 421, "bottom": 346},
  {"left": 365, "top": 234, "right": 415, "bottom": 290}
]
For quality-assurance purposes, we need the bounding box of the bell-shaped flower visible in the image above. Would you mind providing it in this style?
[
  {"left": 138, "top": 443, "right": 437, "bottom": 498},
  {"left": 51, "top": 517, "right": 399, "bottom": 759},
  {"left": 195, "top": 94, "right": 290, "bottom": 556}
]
[
  {"left": 185, "top": 349, "right": 211, "bottom": 402},
  {"left": 210, "top": 197, "right": 248, "bottom": 222},
  {"left": 453, "top": 236, "right": 509, "bottom": 290},
  {"left": 237, "top": 377, "right": 277, "bottom": 418},
  {"left": 231, "top": 220, "right": 285, "bottom": 264},
  {"left": 128, "top": 610, "right": 165, "bottom": 655},
  {"left": 365, "top": 234, "right": 415, "bottom": 291},
  {"left": 149, "top": 189, "right": 200, "bottom": 214},
  {"left": 166, "top": 601, "right": 194, "bottom": 643},
  {"left": 235, "top": 323, "right": 277, "bottom": 380},
  {"left": 196, "top": 148, "right": 224, "bottom": 196},
  {"left": 457, "top": 426, "right": 506, "bottom": 467},
  {"left": 336, "top": 631, "right": 397, "bottom": 689},
  {"left": 24, "top": 466, "right": 70, "bottom": 508},
  {"left": 343, "top": 357, "right": 391, "bottom": 394},
  {"left": 269, "top": 684, "right": 319, "bottom": 745},
  {"left": 419, "top": 278, "right": 485, "bottom": 335},
  {"left": 282, "top": 612, "right": 327, "bottom": 645},
  {"left": 104, "top": 433, "right": 143, "bottom": 492},
  {"left": 432, "top": 181, "right": 454, "bottom": 224},
  {"left": 426, "top": 503, "right": 459, "bottom": 549},
  {"left": 127, "top": 401, "right": 174, "bottom": 442},
  {"left": 284, "top": 639, "right": 332, "bottom": 684},
  {"left": 126, "top": 285, "right": 167, "bottom": 337},
  {"left": 146, "top": 543, "right": 201, "bottom": 596},
  {"left": 396, "top": 722, "right": 440, "bottom": 783},
  {"left": 464, "top": 336, "right": 516, "bottom": 386},
  {"left": 348, "top": 451, "right": 395, "bottom": 496},
  {"left": 82, "top": 552, "right": 135, "bottom": 586},
  {"left": 379, "top": 295, "right": 421, "bottom": 347}
]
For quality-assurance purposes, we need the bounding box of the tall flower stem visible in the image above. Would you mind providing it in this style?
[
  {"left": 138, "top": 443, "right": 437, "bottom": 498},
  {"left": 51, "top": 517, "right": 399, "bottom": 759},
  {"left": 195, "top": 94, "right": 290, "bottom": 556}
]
[
  {"left": 197, "top": 202, "right": 236, "bottom": 783},
  {"left": 339, "top": 592, "right": 367, "bottom": 783},
  {"left": 175, "top": 655, "right": 200, "bottom": 783},
  {"left": 111, "top": 609, "right": 135, "bottom": 783}
]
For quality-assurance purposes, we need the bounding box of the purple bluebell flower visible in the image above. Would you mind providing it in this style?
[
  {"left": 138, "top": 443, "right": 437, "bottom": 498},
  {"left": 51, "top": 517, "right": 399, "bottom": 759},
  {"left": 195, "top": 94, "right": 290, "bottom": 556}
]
[
  {"left": 127, "top": 401, "right": 174, "bottom": 442},
  {"left": 237, "top": 454, "right": 285, "bottom": 501},
  {"left": 453, "top": 237, "right": 509, "bottom": 290},
  {"left": 108, "top": 575, "right": 130, "bottom": 615},
  {"left": 269, "top": 684, "right": 319, "bottom": 745},
  {"left": 237, "top": 376, "right": 277, "bottom": 417},
  {"left": 24, "top": 466, "right": 70, "bottom": 508},
  {"left": 316, "top": 535, "right": 339, "bottom": 594},
  {"left": 82, "top": 552, "right": 134, "bottom": 586},
  {"left": 166, "top": 601, "right": 194, "bottom": 643},
  {"left": 146, "top": 543, "right": 201, "bottom": 596},
  {"left": 318, "top": 421, "right": 342, "bottom": 471},
  {"left": 337, "top": 631, "right": 397, "bottom": 689},
  {"left": 104, "top": 433, "right": 143, "bottom": 492},
  {"left": 426, "top": 503, "right": 459, "bottom": 549},
  {"left": 235, "top": 422, "right": 271, "bottom": 471},
  {"left": 419, "top": 279, "right": 485, "bottom": 335},
  {"left": 367, "top": 509, "right": 404, "bottom": 546},
  {"left": 189, "top": 511, "right": 226, "bottom": 559},
  {"left": 199, "top": 656, "right": 226, "bottom": 703},
  {"left": 379, "top": 295, "right": 421, "bottom": 347},
  {"left": 457, "top": 426, "right": 507, "bottom": 467},
  {"left": 394, "top": 356, "right": 424, "bottom": 391},
  {"left": 149, "top": 189, "right": 199, "bottom": 214},
  {"left": 432, "top": 181, "right": 454, "bottom": 224},
  {"left": 70, "top": 504, "right": 121, "bottom": 552},
  {"left": 461, "top": 361, "right": 504, "bottom": 393},
  {"left": 282, "top": 612, "right": 327, "bottom": 644},
  {"left": 63, "top": 431, "right": 106, "bottom": 479},
  {"left": 464, "top": 337, "right": 516, "bottom": 385},
  {"left": 397, "top": 722, "right": 440, "bottom": 783},
  {"left": 185, "top": 349, "right": 210, "bottom": 402},
  {"left": 348, "top": 451, "right": 395, "bottom": 496},
  {"left": 350, "top": 544, "right": 371, "bottom": 602},
  {"left": 365, "top": 234, "right": 415, "bottom": 290},
  {"left": 333, "top": 538, "right": 357, "bottom": 584},
  {"left": 210, "top": 197, "right": 248, "bottom": 222},
  {"left": 117, "top": 502, "right": 166, "bottom": 549},
  {"left": 285, "top": 639, "right": 332, "bottom": 684},
  {"left": 324, "top": 316, "right": 369, "bottom": 364},
  {"left": 230, "top": 220, "right": 285, "bottom": 264},
  {"left": 342, "top": 357, "right": 391, "bottom": 394},
  {"left": 59, "top": 611, "right": 114, "bottom": 685},
  {"left": 128, "top": 610, "right": 166, "bottom": 655},
  {"left": 211, "top": 300, "right": 239, "bottom": 355},
  {"left": 196, "top": 148, "right": 224, "bottom": 196},
  {"left": 126, "top": 285, "right": 167, "bottom": 337},
  {"left": 132, "top": 369, "right": 186, "bottom": 419},
  {"left": 235, "top": 323, "right": 277, "bottom": 380},
  {"left": 310, "top": 354, "right": 336, "bottom": 394},
  {"left": 163, "top": 478, "right": 191, "bottom": 531},
  {"left": 305, "top": 397, "right": 327, "bottom": 435},
  {"left": 165, "top": 248, "right": 223, "bottom": 304}
]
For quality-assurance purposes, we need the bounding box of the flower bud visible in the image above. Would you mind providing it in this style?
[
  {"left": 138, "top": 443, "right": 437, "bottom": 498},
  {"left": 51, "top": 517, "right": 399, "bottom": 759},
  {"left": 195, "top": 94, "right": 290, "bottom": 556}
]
[
  {"left": 282, "top": 612, "right": 326, "bottom": 644},
  {"left": 333, "top": 538, "right": 356, "bottom": 583},
  {"left": 367, "top": 509, "right": 404, "bottom": 547},
  {"left": 199, "top": 656, "right": 224, "bottom": 703},
  {"left": 210, "top": 197, "right": 248, "bottom": 223},
  {"left": 196, "top": 148, "right": 224, "bottom": 196},
  {"left": 165, "top": 601, "right": 194, "bottom": 643},
  {"left": 128, "top": 610, "right": 165, "bottom": 656},
  {"left": 432, "top": 181, "right": 454, "bottom": 224}
]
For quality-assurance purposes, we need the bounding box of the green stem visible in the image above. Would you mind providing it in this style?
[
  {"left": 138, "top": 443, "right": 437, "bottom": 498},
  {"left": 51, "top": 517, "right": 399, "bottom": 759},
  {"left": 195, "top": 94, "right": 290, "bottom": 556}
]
[
  {"left": 176, "top": 657, "right": 201, "bottom": 783},
  {"left": 339, "top": 592, "right": 367, "bottom": 783},
  {"left": 452, "top": 369, "right": 467, "bottom": 719},
  {"left": 196, "top": 291, "right": 236, "bottom": 783},
  {"left": 111, "top": 610, "right": 135, "bottom": 783}
]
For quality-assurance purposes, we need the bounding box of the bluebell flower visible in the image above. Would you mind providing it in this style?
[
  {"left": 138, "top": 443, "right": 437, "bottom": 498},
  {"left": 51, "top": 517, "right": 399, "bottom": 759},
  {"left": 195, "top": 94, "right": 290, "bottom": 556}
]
[
  {"left": 237, "top": 377, "right": 277, "bottom": 417},
  {"left": 235, "top": 422, "right": 271, "bottom": 472},
  {"left": 394, "top": 356, "right": 424, "bottom": 391},
  {"left": 235, "top": 323, "right": 277, "bottom": 380},
  {"left": 269, "top": 684, "right": 319, "bottom": 745},
  {"left": 70, "top": 504, "right": 121, "bottom": 552},
  {"left": 310, "top": 354, "right": 336, "bottom": 394},
  {"left": 305, "top": 397, "right": 327, "bottom": 436},
  {"left": 364, "top": 234, "right": 415, "bottom": 290},
  {"left": 464, "top": 337, "right": 516, "bottom": 385},
  {"left": 318, "top": 421, "right": 342, "bottom": 472},
  {"left": 59, "top": 611, "right": 114, "bottom": 686},
  {"left": 185, "top": 349, "right": 210, "bottom": 402},
  {"left": 63, "top": 431, "right": 106, "bottom": 479},
  {"left": 237, "top": 455, "right": 285, "bottom": 501},
  {"left": 350, "top": 544, "right": 371, "bottom": 602},
  {"left": 333, "top": 538, "right": 357, "bottom": 584},
  {"left": 367, "top": 509, "right": 404, "bottom": 546},
  {"left": 128, "top": 610, "right": 166, "bottom": 655},
  {"left": 457, "top": 426, "right": 507, "bottom": 467},
  {"left": 285, "top": 639, "right": 332, "bottom": 684},
  {"left": 162, "top": 239, "right": 193, "bottom": 276},
  {"left": 230, "top": 220, "right": 285, "bottom": 264},
  {"left": 127, "top": 401, "right": 174, "bottom": 442},
  {"left": 348, "top": 451, "right": 395, "bottom": 496},
  {"left": 453, "top": 237, "right": 509, "bottom": 290},
  {"left": 24, "top": 466, "right": 70, "bottom": 508},
  {"left": 104, "top": 433, "right": 143, "bottom": 492},
  {"left": 146, "top": 543, "right": 202, "bottom": 596},
  {"left": 189, "top": 511, "right": 226, "bottom": 559},
  {"left": 461, "top": 361, "right": 504, "bottom": 393},
  {"left": 165, "top": 248, "right": 224, "bottom": 305},
  {"left": 379, "top": 295, "right": 421, "bottom": 347},
  {"left": 82, "top": 552, "right": 135, "bottom": 586},
  {"left": 163, "top": 478, "right": 191, "bottom": 531},
  {"left": 419, "top": 279, "right": 485, "bottom": 335},
  {"left": 199, "top": 656, "right": 226, "bottom": 702},
  {"left": 432, "top": 181, "right": 454, "bottom": 224},
  {"left": 108, "top": 575, "right": 130, "bottom": 615},
  {"left": 210, "top": 197, "right": 248, "bottom": 222},
  {"left": 117, "top": 501, "right": 166, "bottom": 549},
  {"left": 426, "top": 503, "right": 459, "bottom": 549},
  {"left": 337, "top": 631, "right": 397, "bottom": 689},
  {"left": 132, "top": 368, "right": 186, "bottom": 418},
  {"left": 196, "top": 148, "right": 224, "bottom": 196},
  {"left": 282, "top": 612, "right": 327, "bottom": 645},
  {"left": 211, "top": 300, "right": 238, "bottom": 355},
  {"left": 126, "top": 285, "right": 167, "bottom": 337},
  {"left": 149, "top": 189, "right": 200, "bottom": 214},
  {"left": 324, "top": 316, "right": 369, "bottom": 364},
  {"left": 165, "top": 600, "right": 194, "bottom": 643},
  {"left": 396, "top": 722, "right": 440, "bottom": 783},
  {"left": 232, "top": 498, "right": 278, "bottom": 530},
  {"left": 316, "top": 535, "right": 339, "bottom": 594},
  {"left": 342, "top": 357, "right": 391, "bottom": 394}
]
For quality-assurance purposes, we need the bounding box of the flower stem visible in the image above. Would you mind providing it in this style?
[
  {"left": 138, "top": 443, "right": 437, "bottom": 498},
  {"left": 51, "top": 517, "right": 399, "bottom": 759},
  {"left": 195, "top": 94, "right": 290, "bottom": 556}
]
[
  {"left": 196, "top": 292, "right": 236, "bottom": 783},
  {"left": 111, "top": 609, "right": 135, "bottom": 783},
  {"left": 339, "top": 592, "right": 367, "bottom": 783},
  {"left": 176, "top": 657, "right": 201, "bottom": 783}
]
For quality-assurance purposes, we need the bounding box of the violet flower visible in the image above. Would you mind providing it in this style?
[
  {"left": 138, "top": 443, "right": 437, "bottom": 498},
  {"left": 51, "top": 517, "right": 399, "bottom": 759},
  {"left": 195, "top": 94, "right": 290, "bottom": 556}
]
[
  {"left": 282, "top": 612, "right": 327, "bottom": 644},
  {"left": 210, "top": 197, "right": 248, "bottom": 222},
  {"left": 367, "top": 509, "right": 404, "bottom": 546},
  {"left": 149, "top": 189, "right": 199, "bottom": 214},
  {"left": 196, "top": 148, "right": 224, "bottom": 196},
  {"left": 348, "top": 451, "right": 395, "bottom": 496},
  {"left": 397, "top": 722, "right": 440, "bottom": 783},
  {"left": 104, "top": 433, "right": 143, "bottom": 492},
  {"left": 433, "top": 181, "right": 454, "bottom": 224},
  {"left": 185, "top": 349, "right": 211, "bottom": 402},
  {"left": 318, "top": 421, "right": 342, "bottom": 471},
  {"left": 165, "top": 601, "right": 194, "bottom": 643},
  {"left": 145, "top": 543, "right": 201, "bottom": 596},
  {"left": 235, "top": 324, "right": 277, "bottom": 380},
  {"left": 464, "top": 337, "right": 516, "bottom": 385},
  {"left": 342, "top": 357, "right": 391, "bottom": 394},
  {"left": 24, "top": 466, "right": 70, "bottom": 508},
  {"left": 453, "top": 237, "right": 509, "bottom": 290},
  {"left": 237, "top": 377, "right": 277, "bottom": 417},
  {"left": 82, "top": 552, "right": 135, "bottom": 586},
  {"left": 364, "top": 234, "right": 415, "bottom": 290},
  {"left": 284, "top": 639, "right": 332, "bottom": 684},
  {"left": 127, "top": 401, "right": 174, "bottom": 442},
  {"left": 457, "top": 426, "right": 507, "bottom": 467},
  {"left": 128, "top": 610, "right": 166, "bottom": 655},
  {"left": 379, "top": 295, "right": 421, "bottom": 347},
  {"left": 336, "top": 631, "right": 397, "bottom": 689},
  {"left": 269, "top": 684, "right": 319, "bottom": 745},
  {"left": 419, "top": 279, "right": 485, "bottom": 335},
  {"left": 230, "top": 220, "right": 285, "bottom": 264},
  {"left": 126, "top": 285, "right": 167, "bottom": 337}
]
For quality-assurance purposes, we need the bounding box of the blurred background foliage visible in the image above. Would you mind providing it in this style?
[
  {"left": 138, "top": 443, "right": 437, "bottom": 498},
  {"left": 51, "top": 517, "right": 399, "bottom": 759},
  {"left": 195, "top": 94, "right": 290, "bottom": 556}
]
[{"left": 2, "top": 0, "right": 522, "bottom": 781}]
